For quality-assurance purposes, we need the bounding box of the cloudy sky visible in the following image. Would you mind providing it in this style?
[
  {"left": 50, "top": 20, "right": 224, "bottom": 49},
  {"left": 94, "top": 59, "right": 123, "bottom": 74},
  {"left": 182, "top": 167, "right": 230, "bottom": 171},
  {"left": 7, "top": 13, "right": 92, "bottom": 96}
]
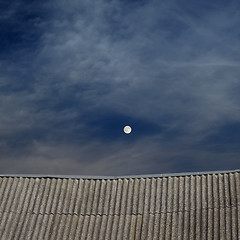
[{"left": 0, "top": 0, "right": 240, "bottom": 176}]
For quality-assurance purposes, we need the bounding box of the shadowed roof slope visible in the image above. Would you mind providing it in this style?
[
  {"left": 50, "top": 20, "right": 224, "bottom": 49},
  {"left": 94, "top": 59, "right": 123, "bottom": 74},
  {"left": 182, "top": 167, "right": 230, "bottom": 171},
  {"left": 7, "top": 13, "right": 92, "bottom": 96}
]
[{"left": 0, "top": 169, "right": 239, "bottom": 239}]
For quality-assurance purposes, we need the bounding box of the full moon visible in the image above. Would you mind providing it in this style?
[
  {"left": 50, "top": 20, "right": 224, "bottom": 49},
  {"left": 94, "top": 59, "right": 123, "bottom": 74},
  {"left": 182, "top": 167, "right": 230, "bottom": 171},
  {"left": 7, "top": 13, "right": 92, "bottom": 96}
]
[{"left": 124, "top": 125, "right": 132, "bottom": 134}]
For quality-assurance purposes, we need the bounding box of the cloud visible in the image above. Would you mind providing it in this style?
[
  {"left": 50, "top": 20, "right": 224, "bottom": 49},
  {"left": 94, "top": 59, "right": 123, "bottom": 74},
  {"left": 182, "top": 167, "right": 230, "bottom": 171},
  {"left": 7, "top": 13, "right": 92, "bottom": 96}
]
[
  {"left": 0, "top": 0, "right": 240, "bottom": 174},
  {"left": 0, "top": 134, "right": 239, "bottom": 175}
]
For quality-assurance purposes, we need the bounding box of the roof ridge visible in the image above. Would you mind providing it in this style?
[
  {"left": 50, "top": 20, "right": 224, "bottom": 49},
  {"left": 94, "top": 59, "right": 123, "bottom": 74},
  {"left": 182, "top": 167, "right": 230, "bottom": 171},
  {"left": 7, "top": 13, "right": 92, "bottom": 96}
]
[{"left": 0, "top": 169, "right": 239, "bottom": 179}]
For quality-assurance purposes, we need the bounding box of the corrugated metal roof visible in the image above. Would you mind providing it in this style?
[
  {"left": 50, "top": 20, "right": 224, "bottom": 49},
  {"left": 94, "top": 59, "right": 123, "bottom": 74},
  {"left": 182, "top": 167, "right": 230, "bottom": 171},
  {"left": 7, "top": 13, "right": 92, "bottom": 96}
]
[{"left": 0, "top": 170, "right": 239, "bottom": 239}]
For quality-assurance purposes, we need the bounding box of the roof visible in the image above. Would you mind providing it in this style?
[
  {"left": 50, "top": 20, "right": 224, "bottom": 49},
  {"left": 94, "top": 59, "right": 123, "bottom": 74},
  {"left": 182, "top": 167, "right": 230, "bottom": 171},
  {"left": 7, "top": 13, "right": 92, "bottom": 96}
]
[
  {"left": 1, "top": 168, "right": 240, "bottom": 179},
  {"left": 0, "top": 169, "right": 239, "bottom": 239}
]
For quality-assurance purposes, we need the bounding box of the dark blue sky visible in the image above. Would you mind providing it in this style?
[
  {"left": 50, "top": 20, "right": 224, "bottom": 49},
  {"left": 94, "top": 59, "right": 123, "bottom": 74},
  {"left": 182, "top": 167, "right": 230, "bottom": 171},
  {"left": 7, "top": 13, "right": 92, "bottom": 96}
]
[{"left": 0, "top": 0, "right": 240, "bottom": 175}]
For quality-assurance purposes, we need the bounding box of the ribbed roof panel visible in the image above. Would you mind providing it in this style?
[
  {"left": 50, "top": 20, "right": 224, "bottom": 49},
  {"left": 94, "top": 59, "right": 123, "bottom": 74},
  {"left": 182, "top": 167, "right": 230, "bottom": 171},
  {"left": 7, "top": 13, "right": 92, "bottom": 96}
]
[{"left": 0, "top": 170, "right": 239, "bottom": 239}]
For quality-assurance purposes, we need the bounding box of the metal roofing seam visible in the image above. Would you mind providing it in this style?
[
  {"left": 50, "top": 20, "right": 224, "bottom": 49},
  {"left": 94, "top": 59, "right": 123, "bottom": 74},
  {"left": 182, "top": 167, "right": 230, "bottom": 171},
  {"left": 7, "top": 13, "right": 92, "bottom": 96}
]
[{"left": 1, "top": 204, "right": 240, "bottom": 217}]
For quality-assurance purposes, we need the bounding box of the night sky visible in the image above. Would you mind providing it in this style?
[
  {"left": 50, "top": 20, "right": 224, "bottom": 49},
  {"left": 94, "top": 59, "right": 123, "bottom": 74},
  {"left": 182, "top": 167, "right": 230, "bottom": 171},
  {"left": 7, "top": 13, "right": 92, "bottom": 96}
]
[{"left": 0, "top": 0, "right": 240, "bottom": 175}]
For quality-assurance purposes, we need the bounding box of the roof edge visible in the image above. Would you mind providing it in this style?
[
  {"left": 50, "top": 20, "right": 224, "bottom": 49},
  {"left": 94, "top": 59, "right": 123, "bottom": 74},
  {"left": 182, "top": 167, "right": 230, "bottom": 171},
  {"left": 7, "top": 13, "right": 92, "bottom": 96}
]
[{"left": 0, "top": 169, "right": 239, "bottom": 180}]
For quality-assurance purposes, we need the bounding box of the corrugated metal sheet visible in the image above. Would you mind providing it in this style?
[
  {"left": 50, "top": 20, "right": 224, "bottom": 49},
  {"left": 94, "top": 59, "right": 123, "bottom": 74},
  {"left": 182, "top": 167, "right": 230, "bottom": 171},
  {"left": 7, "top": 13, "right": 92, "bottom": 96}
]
[{"left": 0, "top": 170, "right": 239, "bottom": 239}]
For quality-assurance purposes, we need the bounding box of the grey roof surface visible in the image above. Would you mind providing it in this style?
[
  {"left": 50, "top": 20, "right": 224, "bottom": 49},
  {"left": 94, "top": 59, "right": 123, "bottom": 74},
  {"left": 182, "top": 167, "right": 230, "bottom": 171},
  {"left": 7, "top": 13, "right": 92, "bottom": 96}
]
[
  {"left": 1, "top": 168, "right": 240, "bottom": 179},
  {"left": 0, "top": 169, "right": 239, "bottom": 239}
]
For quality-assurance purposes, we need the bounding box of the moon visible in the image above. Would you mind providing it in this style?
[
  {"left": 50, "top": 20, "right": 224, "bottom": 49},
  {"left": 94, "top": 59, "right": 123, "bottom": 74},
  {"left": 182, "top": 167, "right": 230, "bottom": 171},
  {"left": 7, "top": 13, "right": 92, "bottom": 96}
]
[{"left": 124, "top": 125, "right": 132, "bottom": 134}]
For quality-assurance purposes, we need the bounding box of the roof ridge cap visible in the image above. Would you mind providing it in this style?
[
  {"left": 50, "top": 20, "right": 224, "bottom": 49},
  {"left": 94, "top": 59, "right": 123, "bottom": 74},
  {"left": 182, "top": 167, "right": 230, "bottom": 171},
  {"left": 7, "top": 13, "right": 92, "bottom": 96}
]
[{"left": 0, "top": 169, "right": 239, "bottom": 180}]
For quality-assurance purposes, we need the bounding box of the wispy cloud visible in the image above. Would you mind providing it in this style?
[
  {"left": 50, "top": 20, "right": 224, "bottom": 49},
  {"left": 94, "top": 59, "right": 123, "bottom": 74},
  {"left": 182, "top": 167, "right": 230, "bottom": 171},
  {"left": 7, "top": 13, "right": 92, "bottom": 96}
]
[{"left": 0, "top": 0, "right": 240, "bottom": 175}]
